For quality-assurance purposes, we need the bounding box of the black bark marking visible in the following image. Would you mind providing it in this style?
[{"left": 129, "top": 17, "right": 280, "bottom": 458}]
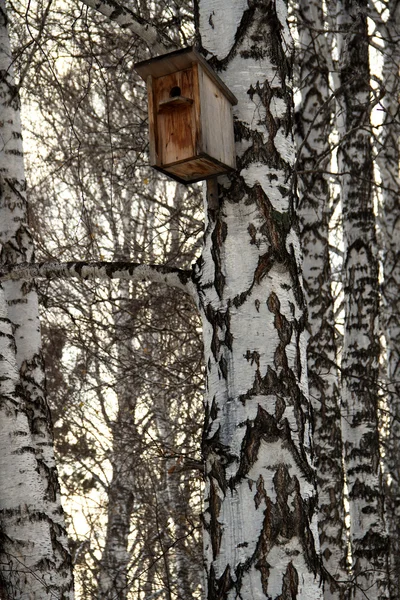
[
  {"left": 244, "top": 349, "right": 260, "bottom": 368},
  {"left": 211, "top": 218, "right": 227, "bottom": 299},
  {"left": 232, "top": 405, "right": 280, "bottom": 485},
  {"left": 278, "top": 562, "right": 299, "bottom": 600},
  {"left": 207, "top": 564, "right": 234, "bottom": 600},
  {"left": 205, "top": 304, "right": 232, "bottom": 361},
  {"left": 210, "top": 397, "right": 218, "bottom": 420},
  {"left": 208, "top": 477, "right": 223, "bottom": 560},
  {"left": 248, "top": 222, "right": 258, "bottom": 245},
  {"left": 219, "top": 356, "right": 228, "bottom": 380}
]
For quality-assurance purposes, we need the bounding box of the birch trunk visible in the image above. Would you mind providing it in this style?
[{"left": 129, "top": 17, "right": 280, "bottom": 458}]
[
  {"left": 336, "top": 1, "right": 389, "bottom": 597},
  {"left": 0, "top": 285, "right": 69, "bottom": 598},
  {"left": 154, "top": 391, "right": 196, "bottom": 600},
  {"left": 149, "top": 183, "right": 200, "bottom": 600},
  {"left": 375, "top": 2, "right": 400, "bottom": 596},
  {"left": 195, "top": 0, "right": 322, "bottom": 597},
  {"left": 0, "top": 2, "right": 73, "bottom": 597},
  {"left": 97, "top": 189, "right": 137, "bottom": 599},
  {"left": 296, "top": 1, "right": 346, "bottom": 597},
  {"left": 97, "top": 304, "right": 135, "bottom": 600}
]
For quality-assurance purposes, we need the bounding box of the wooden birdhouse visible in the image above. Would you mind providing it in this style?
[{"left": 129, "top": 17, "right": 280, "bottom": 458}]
[{"left": 135, "top": 46, "right": 237, "bottom": 184}]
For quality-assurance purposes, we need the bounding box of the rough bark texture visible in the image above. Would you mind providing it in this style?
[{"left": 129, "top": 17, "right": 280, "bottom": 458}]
[
  {"left": 337, "top": 1, "right": 389, "bottom": 598},
  {"left": 0, "top": 2, "right": 74, "bottom": 597},
  {"left": 375, "top": 2, "right": 400, "bottom": 597},
  {"left": 0, "top": 286, "right": 66, "bottom": 599},
  {"left": 296, "top": 1, "right": 347, "bottom": 597},
  {"left": 194, "top": 0, "right": 322, "bottom": 598}
]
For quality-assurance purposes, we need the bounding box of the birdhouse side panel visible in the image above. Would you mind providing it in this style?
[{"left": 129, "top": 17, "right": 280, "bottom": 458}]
[
  {"left": 198, "top": 66, "right": 236, "bottom": 170},
  {"left": 153, "top": 70, "right": 198, "bottom": 167},
  {"left": 146, "top": 76, "right": 158, "bottom": 167}
]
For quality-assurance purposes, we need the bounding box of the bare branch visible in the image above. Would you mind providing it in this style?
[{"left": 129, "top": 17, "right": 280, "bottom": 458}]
[
  {"left": 0, "top": 261, "right": 196, "bottom": 297},
  {"left": 80, "top": 0, "right": 177, "bottom": 55}
]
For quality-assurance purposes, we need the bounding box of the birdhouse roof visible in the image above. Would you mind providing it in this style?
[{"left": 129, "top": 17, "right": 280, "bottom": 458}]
[{"left": 135, "top": 46, "right": 238, "bottom": 106}]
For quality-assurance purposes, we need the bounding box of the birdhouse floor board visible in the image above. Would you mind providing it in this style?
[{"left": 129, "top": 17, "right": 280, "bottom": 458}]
[{"left": 161, "top": 155, "right": 234, "bottom": 184}]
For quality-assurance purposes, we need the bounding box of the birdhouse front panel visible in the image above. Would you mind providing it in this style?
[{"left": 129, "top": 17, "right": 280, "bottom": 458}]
[
  {"left": 135, "top": 47, "right": 238, "bottom": 184},
  {"left": 153, "top": 69, "right": 197, "bottom": 166}
]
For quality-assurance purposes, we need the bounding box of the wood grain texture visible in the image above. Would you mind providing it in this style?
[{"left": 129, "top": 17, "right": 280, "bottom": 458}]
[
  {"left": 199, "top": 64, "right": 236, "bottom": 169},
  {"left": 154, "top": 69, "right": 196, "bottom": 165}
]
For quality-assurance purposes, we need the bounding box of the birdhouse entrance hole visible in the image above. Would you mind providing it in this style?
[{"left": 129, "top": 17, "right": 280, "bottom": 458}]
[
  {"left": 170, "top": 86, "right": 181, "bottom": 97},
  {"left": 135, "top": 47, "right": 238, "bottom": 184}
]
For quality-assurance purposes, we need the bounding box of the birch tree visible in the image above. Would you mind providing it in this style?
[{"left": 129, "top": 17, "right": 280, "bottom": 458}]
[
  {"left": 296, "top": 1, "right": 346, "bottom": 596},
  {"left": 336, "top": 0, "right": 390, "bottom": 597},
  {"left": 0, "top": 1, "right": 74, "bottom": 597},
  {"left": 369, "top": 1, "right": 400, "bottom": 595},
  {"left": 191, "top": 0, "right": 322, "bottom": 597}
]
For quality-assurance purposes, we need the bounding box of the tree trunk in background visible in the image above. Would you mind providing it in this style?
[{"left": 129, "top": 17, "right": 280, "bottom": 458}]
[
  {"left": 97, "top": 192, "right": 137, "bottom": 600},
  {"left": 149, "top": 184, "right": 200, "bottom": 600},
  {"left": 195, "top": 0, "right": 322, "bottom": 598},
  {"left": 376, "top": 2, "right": 400, "bottom": 597},
  {"left": 97, "top": 288, "right": 135, "bottom": 600},
  {"left": 153, "top": 386, "right": 196, "bottom": 600},
  {"left": 337, "top": 1, "right": 389, "bottom": 598},
  {"left": 296, "top": 1, "right": 346, "bottom": 597},
  {"left": 0, "top": 2, "right": 74, "bottom": 597}
]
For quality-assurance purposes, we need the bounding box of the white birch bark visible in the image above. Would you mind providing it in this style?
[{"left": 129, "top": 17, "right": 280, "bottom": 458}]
[
  {"left": 0, "top": 2, "right": 74, "bottom": 596},
  {"left": 194, "top": 0, "right": 322, "bottom": 598},
  {"left": 0, "top": 261, "right": 195, "bottom": 295},
  {"left": 374, "top": 2, "right": 400, "bottom": 596},
  {"left": 336, "top": 1, "right": 390, "bottom": 598},
  {"left": 296, "top": 1, "right": 346, "bottom": 597},
  {"left": 0, "top": 283, "right": 70, "bottom": 598}
]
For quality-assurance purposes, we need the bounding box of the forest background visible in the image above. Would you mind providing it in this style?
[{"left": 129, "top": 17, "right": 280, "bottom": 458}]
[{"left": 0, "top": 0, "right": 399, "bottom": 599}]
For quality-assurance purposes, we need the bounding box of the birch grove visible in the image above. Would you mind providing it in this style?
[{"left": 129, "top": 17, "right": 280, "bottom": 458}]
[{"left": 0, "top": 0, "right": 399, "bottom": 599}]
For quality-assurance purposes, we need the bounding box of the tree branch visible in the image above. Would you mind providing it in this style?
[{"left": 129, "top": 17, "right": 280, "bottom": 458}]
[
  {"left": 80, "top": 0, "right": 177, "bottom": 55},
  {"left": 0, "top": 261, "right": 196, "bottom": 297}
]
